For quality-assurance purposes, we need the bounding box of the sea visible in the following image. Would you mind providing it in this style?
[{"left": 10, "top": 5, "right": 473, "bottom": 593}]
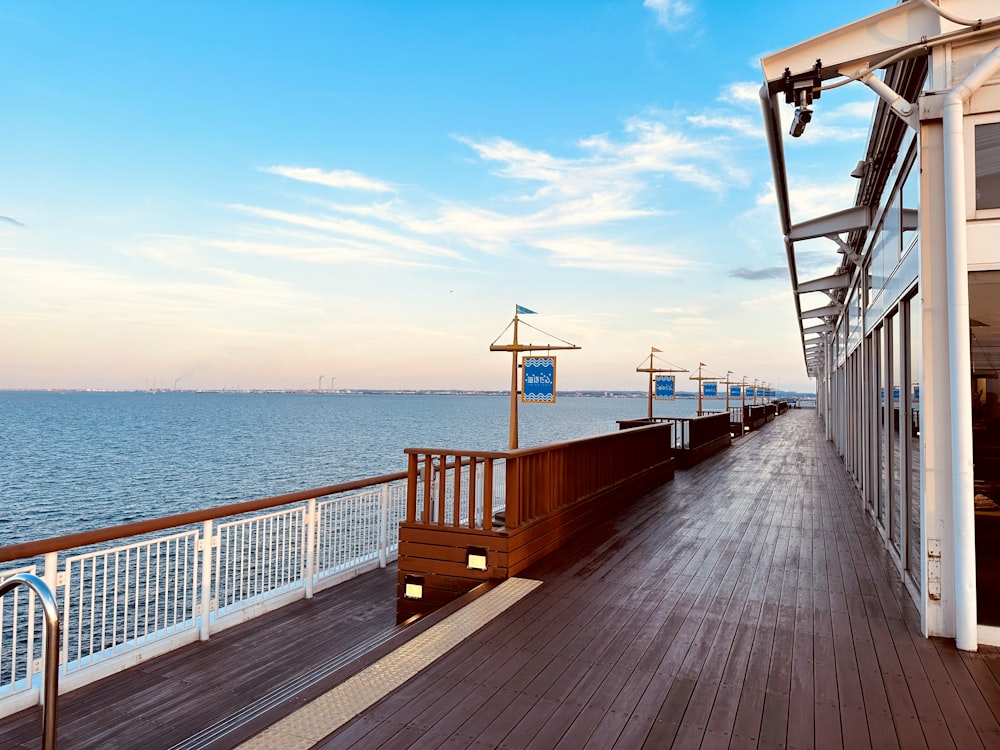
[{"left": 0, "top": 390, "right": 704, "bottom": 547}]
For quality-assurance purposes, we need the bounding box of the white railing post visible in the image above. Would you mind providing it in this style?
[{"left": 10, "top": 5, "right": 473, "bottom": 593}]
[
  {"left": 42, "top": 552, "right": 59, "bottom": 693},
  {"left": 305, "top": 498, "right": 317, "bottom": 598},
  {"left": 378, "top": 484, "right": 390, "bottom": 568},
  {"left": 199, "top": 520, "right": 213, "bottom": 641}
]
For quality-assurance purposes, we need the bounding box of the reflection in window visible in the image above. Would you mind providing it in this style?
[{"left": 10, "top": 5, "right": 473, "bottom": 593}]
[
  {"left": 907, "top": 292, "right": 921, "bottom": 584},
  {"left": 890, "top": 313, "right": 902, "bottom": 553},
  {"left": 971, "top": 270, "right": 1000, "bottom": 625},
  {"left": 901, "top": 160, "right": 918, "bottom": 253},
  {"left": 976, "top": 122, "right": 1000, "bottom": 210},
  {"left": 885, "top": 192, "right": 902, "bottom": 266}
]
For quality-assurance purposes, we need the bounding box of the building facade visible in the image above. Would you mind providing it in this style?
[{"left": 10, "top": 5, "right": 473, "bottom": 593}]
[{"left": 761, "top": 0, "right": 1000, "bottom": 650}]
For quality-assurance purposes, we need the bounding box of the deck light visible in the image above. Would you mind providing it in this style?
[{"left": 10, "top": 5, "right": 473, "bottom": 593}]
[
  {"left": 403, "top": 574, "right": 424, "bottom": 599},
  {"left": 466, "top": 546, "right": 488, "bottom": 571}
]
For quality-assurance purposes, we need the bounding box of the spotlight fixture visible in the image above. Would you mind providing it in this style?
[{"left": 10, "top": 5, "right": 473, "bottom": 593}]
[
  {"left": 850, "top": 160, "right": 869, "bottom": 179},
  {"left": 403, "top": 574, "right": 424, "bottom": 599},
  {"left": 466, "top": 546, "right": 488, "bottom": 571}
]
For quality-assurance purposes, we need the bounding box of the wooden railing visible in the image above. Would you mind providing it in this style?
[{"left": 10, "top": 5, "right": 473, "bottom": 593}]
[
  {"left": 397, "top": 423, "right": 677, "bottom": 620},
  {"left": 404, "top": 421, "right": 674, "bottom": 532}
]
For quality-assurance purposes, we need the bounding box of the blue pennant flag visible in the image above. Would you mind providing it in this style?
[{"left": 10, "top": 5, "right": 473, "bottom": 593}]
[{"left": 516, "top": 305, "right": 537, "bottom": 315}]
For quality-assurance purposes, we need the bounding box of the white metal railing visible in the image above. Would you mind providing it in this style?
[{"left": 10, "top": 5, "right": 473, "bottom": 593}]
[
  {"left": 0, "top": 564, "right": 38, "bottom": 704},
  {"left": 0, "top": 475, "right": 425, "bottom": 719}
]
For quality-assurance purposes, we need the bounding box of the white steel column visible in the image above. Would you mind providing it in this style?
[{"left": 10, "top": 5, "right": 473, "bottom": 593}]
[
  {"left": 199, "top": 520, "right": 213, "bottom": 641},
  {"left": 304, "top": 497, "right": 317, "bottom": 598},
  {"left": 942, "top": 45, "right": 1000, "bottom": 651}
]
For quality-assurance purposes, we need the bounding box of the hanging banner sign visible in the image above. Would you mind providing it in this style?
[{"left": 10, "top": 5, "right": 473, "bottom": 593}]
[
  {"left": 730, "top": 385, "right": 741, "bottom": 399},
  {"left": 766, "top": 389, "right": 775, "bottom": 398},
  {"left": 522, "top": 356, "right": 556, "bottom": 403},
  {"left": 913, "top": 385, "right": 920, "bottom": 402},
  {"left": 703, "top": 382, "right": 718, "bottom": 399},
  {"left": 655, "top": 375, "right": 675, "bottom": 400}
]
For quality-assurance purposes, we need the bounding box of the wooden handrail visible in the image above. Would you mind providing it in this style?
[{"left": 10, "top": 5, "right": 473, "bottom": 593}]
[
  {"left": 0, "top": 470, "right": 409, "bottom": 564},
  {"left": 404, "top": 422, "right": 674, "bottom": 531}
]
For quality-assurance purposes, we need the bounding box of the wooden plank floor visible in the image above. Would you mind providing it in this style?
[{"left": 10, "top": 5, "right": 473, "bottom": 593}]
[
  {"left": 0, "top": 565, "right": 400, "bottom": 750},
  {"left": 4, "top": 409, "right": 1000, "bottom": 749},
  {"left": 315, "top": 410, "right": 1000, "bottom": 749}
]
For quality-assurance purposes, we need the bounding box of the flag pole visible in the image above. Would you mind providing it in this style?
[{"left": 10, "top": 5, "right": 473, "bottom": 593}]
[
  {"left": 491, "top": 305, "right": 580, "bottom": 450},
  {"left": 635, "top": 347, "right": 686, "bottom": 420},
  {"left": 697, "top": 363, "right": 703, "bottom": 415},
  {"left": 509, "top": 313, "right": 519, "bottom": 450},
  {"left": 647, "top": 350, "right": 654, "bottom": 420}
]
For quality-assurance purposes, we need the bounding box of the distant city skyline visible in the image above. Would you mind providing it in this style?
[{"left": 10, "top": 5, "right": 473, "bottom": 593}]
[{"left": 0, "top": 1, "right": 884, "bottom": 393}]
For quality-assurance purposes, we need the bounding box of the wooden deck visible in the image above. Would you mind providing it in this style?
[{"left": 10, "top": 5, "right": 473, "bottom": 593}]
[{"left": 4, "top": 409, "right": 1000, "bottom": 748}]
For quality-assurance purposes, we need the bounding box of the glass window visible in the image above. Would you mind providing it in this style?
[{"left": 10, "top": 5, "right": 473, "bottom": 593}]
[
  {"left": 971, "top": 270, "right": 1000, "bottom": 625},
  {"left": 885, "top": 192, "right": 902, "bottom": 265},
  {"left": 975, "top": 122, "right": 1000, "bottom": 210},
  {"left": 877, "top": 324, "right": 888, "bottom": 526},
  {"left": 901, "top": 161, "right": 918, "bottom": 254},
  {"left": 906, "top": 292, "right": 921, "bottom": 584},
  {"left": 889, "top": 312, "right": 902, "bottom": 553}
]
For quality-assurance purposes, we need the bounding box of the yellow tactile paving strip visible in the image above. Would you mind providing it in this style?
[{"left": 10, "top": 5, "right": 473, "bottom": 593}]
[{"left": 236, "top": 577, "right": 543, "bottom": 750}]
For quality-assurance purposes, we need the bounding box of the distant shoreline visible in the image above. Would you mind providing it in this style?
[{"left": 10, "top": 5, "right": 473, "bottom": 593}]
[{"left": 0, "top": 388, "right": 817, "bottom": 399}]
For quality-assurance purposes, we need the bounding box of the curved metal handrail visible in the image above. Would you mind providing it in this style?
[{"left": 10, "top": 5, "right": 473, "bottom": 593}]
[{"left": 0, "top": 572, "right": 59, "bottom": 750}]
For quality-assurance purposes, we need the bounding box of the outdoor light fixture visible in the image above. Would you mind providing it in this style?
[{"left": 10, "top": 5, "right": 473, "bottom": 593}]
[
  {"left": 403, "top": 574, "right": 424, "bottom": 599},
  {"left": 466, "top": 546, "right": 488, "bottom": 571},
  {"left": 789, "top": 104, "right": 812, "bottom": 137},
  {"left": 850, "top": 159, "right": 869, "bottom": 179},
  {"left": 782, "top": 60, "right": 821, "bottom": 139}
]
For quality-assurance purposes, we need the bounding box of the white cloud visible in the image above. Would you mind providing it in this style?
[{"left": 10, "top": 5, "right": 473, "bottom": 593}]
[
  {"left": 754, "top": 177, "right": 856, "bottom": 225},
  {"left": 261, "top": 166, "right": 396, "bottom": 193},
  {"left": 783, "top": 181, "right": 856, "bottom": 222},
  {"left": 740, "top": 290, "right": 789, "bottom": 310},
  {"left": 718, "top": 82, "right": 761, "bottom": 108},
  {"left": 652, "top": 306, "right": 692, "bottom": 315},
  {"left": 532, "top": 235, "right": 692, "bottom": 275},
  {"left": 644, "top": 0, "right": 695, "bottom": 31},
  {"left": 212, "top": 110, "right": 761, "bottom": 280},
  {"left": 459, "top": 114, "right": 744, "bottom": 198},
  {"left": 229, "top": 204, "right": 465, "bottom": 260},
  {"left": 826, "top": 100, "right": 876, "bottom": 122},
  {"left": 208, "top": 238, "right": 445, "bottom": 269},
  {"left": 0, "top": 256, "right": 316, "bottom": 325},
  {"left": 687, "top": 114, "right": 762, "bottom": 139}
]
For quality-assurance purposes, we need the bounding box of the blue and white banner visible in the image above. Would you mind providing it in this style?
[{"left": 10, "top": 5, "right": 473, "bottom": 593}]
[
  {"left": 703, "top": 382, "right": 718, "bottom": 399},
  {"left": 655, "top": 375, "right": 675, "bottom": 400},
  {"left": 730, "top": 385, "right": 741, "bottom": 399},
  {"left": 522, "top": 356, "right": 556, "bottom": 403}
]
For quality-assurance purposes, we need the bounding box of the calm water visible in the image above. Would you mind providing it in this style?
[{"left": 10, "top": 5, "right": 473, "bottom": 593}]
[{"left": 0, "top": 391, "right": 702, "bottom": 545}]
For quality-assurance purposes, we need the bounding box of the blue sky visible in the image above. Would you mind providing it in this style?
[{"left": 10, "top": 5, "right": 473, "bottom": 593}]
[{"left": 1, "top": 1, "right": 884, "bottom": 393}]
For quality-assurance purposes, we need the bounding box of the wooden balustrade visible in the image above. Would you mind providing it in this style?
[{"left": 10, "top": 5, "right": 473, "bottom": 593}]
[{"left": 397, "top": 422, "right": 676, "bottom": 621}]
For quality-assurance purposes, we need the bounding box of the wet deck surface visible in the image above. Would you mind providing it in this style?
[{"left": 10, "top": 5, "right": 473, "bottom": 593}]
[
  {"left": 315, "top": 410, "right": 1000, "bottom": 749},
  {"left": 0, "top": 565, "right": 400, "bottom": 749},
  {"left": 4, "top": 409, "right": 1000, "bottom": 749}
]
